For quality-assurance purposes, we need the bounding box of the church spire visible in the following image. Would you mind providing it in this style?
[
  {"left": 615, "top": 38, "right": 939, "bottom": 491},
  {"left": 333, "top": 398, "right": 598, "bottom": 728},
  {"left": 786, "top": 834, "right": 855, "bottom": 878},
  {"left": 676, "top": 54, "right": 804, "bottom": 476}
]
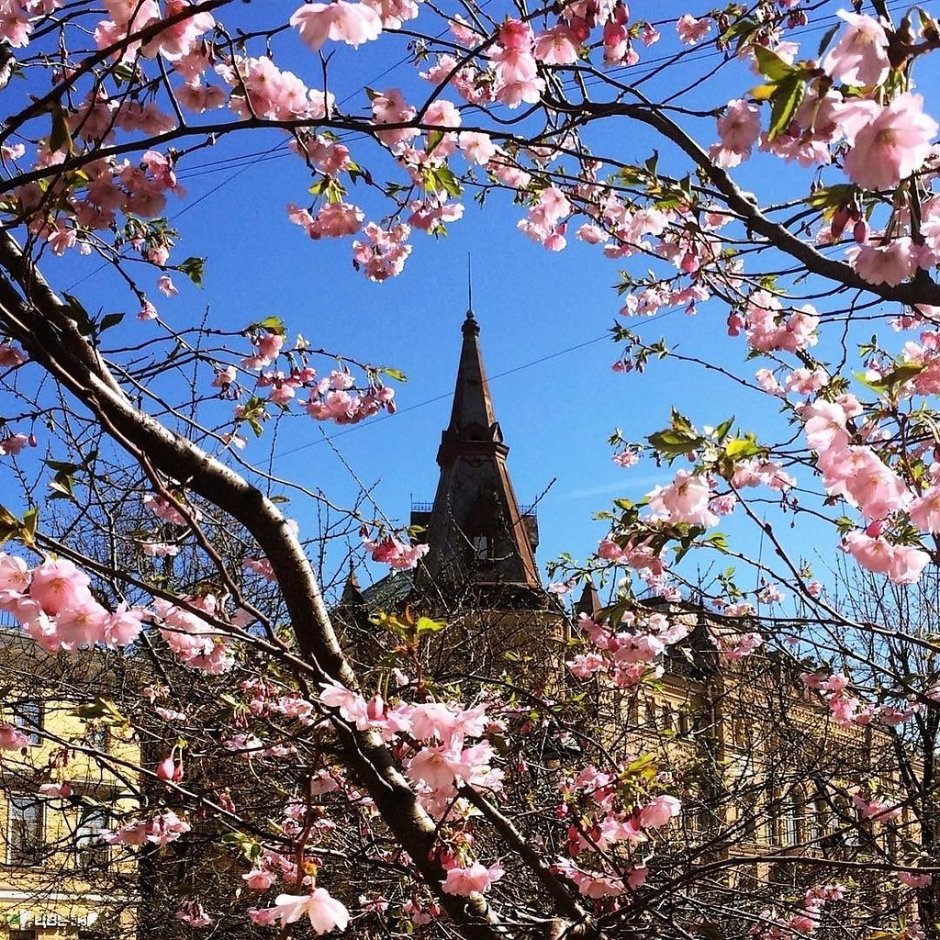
[{"left": 411, "top": 312, "right": 542, "bottom": 603}]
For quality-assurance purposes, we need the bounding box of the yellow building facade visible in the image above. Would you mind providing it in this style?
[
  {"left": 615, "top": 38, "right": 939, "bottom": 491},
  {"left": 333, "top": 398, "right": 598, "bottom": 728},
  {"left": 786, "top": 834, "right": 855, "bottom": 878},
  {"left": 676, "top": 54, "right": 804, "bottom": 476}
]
[{"left": 0, "top": 633, "right": 138, "bottom": 940}]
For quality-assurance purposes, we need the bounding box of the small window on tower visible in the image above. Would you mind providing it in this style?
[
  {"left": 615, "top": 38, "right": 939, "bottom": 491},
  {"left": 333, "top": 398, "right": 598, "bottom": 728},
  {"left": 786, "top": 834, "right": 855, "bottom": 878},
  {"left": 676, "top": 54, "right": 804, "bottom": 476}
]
[{"left": 472, "top": 535, "right": 491, "bottom": 559}]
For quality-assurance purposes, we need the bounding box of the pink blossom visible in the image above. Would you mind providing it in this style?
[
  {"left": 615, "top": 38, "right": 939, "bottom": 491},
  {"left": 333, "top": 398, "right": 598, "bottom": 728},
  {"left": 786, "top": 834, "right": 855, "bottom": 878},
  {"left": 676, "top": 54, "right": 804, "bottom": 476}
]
[
  {"left": 0, "top": 432, "right": 36, "bottom": 456},
  {"left": 308, "top": 202, "right": 365, "bottom": 239},
  {"left": 842, "top": 93, "right": 938, "bottom": 191},
  {"left": 639, "top": 794, "right": 681, "bottom": 829},
  {"left": 364, "top": 534, "right": 429, "bottom": 570},
  {"left": 711, "top": 99, "right": 761, "bottom": 167},
  {"left": 0, "top": 723, "right": 28, "bottom": 749},
  {"left": 290, "top": 1, "right": 382, "bottom": 50},
  {"left": 842, "top": 531, "right": 930, "bottom": 584},
  {"left": 533, "top": 25, "right": 579, "bottom": 65},
  {"left": 175, "top": 901, "right": 211, "bottom": 928},
  {"left": 646, "top": 470, "right": 718, "bottom": 529},
  {"left": 243, "top": 869, "right": 277, "bottom": 891},
  {"left": 0, "top": 553, "right": 31, "bottom": 593},
  {"left": 272, "top": 889, "right": 350, "bottom": 934},
  {"left": 29, "top": 558, "right": 94, "bottom": 615},
  {"left": 0, "top": 343, "right": 26, "bottom": 367},
  {"left": 822, "top": 11, "right": 890, "bottom": 88},
  {"left": 676, "top": 14, "right": 710, "bottom": 45},
  {"left": 848, "top": 237, "right": 917, "bottom": 286},
  {"left": 319, "top": 679, "right": 369, "bottom": 728},
  {"left": 458, "top": 131, "right": 497, "bottom": 166},
  {"left": 910, "top": 487, "right": 940, "bottom": 533},
  {"left": 441, "top": 861, "right": 504, "bottom": 896}
]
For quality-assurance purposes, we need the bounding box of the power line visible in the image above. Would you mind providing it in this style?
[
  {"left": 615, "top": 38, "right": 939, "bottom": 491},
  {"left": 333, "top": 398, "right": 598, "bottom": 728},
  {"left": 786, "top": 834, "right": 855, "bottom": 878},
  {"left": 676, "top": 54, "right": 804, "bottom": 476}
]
[{"left": 276, "top": 307, "right": 679, "bottom": 458}]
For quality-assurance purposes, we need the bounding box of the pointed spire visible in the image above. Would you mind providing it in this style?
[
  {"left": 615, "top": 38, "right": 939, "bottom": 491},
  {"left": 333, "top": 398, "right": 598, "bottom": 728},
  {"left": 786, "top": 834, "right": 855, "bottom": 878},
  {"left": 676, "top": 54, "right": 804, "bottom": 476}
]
[
  {"left": 574, "top": 580, "right": 603, "bottom": 621},
  {"left": 437, "top": 310, "right": 501, "bottom": 464},
  {"left": 339, "top": 562, "right": 365, "bottom": 608},
  {"left": 414, "top": 312, "right": 542, "bottom": 603}
]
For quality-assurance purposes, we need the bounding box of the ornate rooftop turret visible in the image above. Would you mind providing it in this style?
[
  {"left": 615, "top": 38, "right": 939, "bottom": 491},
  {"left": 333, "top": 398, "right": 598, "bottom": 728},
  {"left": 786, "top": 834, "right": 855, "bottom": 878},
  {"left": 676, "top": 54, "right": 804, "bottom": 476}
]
[
  {"left": 410, "top": 311, "right": 544, "bottom": 606},
  {"left": 574, "top": 580, "right": 604, "bottom": 621}
]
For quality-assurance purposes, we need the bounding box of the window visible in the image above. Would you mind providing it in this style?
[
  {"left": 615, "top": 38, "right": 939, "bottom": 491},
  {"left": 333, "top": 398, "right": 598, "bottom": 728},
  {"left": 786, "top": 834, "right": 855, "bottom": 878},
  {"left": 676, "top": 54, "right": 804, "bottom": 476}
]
[
  {"left": 87, "top": 724, "right": 109, "bottom": 752},
  {"left": 11, "top": 702, "right": 42, "bottom": 745},
  {"left": 660, "top": 704, "right": 674, "bottom": 732},
  {"left": 74, "top": 807, "right": 110, "bottom": 869},
  {"left": 472, "top": 535, "right": 492, "bottom": 560},
  {"left": 8, "top": 795, "right": 44, "bottom": 865}
]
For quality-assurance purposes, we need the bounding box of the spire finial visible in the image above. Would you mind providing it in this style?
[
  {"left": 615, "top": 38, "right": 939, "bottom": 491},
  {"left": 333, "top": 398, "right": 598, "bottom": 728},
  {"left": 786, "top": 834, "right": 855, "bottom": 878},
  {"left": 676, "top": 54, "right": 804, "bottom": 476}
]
[{"left": 467, "top": 252, "right": 473, "bottom": 315}]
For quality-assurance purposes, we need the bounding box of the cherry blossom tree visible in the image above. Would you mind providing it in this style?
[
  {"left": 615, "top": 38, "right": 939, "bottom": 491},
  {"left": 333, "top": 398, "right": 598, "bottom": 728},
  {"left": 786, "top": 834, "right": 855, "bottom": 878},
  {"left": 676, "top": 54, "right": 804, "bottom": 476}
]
[{"left": 3, "top": 0, "right": 940, "bottom": 938}]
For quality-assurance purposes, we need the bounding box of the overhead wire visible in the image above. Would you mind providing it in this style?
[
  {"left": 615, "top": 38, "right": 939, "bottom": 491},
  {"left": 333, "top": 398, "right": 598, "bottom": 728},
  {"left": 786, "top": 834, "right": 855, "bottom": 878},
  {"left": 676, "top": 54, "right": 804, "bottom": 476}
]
[{"left": 275, "top": 306, "right": 681, "bottom": 457}]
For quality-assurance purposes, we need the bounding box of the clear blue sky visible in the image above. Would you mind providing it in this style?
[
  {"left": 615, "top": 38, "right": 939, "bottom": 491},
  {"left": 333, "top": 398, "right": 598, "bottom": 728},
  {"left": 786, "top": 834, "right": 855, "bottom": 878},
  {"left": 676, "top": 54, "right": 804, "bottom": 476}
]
[{"left": 11, "top": 0, "right": 931, "bottom": 604}]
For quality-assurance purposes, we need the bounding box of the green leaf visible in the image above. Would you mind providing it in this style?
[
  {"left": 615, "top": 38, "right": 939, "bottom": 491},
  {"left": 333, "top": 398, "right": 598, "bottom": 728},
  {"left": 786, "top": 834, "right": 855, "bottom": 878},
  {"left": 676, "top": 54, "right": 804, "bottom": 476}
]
[
  {"left": 177, "top": 256, "right": 205, "bottom": 288},
  {"left": 250, "top": 316, "right": 286, "bottom": 336},
  {"left": 99, "top": 312, "right": 124, "bottom": 332},
  {"left": 752, "top": 45, "right": 796, "bottom": 82},
  {"left": 724, "top": 436, "right": 762, "bottom": 460},
  {"left": 0, "top": 504, "right": 20, "bottom": 546},
  {"left": 767, "top": 73, "right": 805, "bottom": 142},
  {"left": 703, "top": 531, "right": 729, "bottom": 552},
  {"left": 62, "top": 293, "right": 95, "bottom": 336},
  {"left": 714, "top": 416, "right": 735, "bottom": 441},
  {"left": 806, "top": 183, "right": 856, "bottom": 214},
  {"left": 415, "top": 616, "right": 446, "bottom": 634},
  {"left": 21, "top": 507, "right": 38, "bottom": 546},
  {"left": 49, "top": 103, "right": 73, "bottom": 155},
  {"left": 426, "top": 130, "right": 444, "bottom": 154},
  {"left": 817, "top": 22, "right": 840, "bottom": 58},
  {"left": 648, "top": 429, "right": 704, "bottom": 455},
  {"left": 382, "top": 367, "right": 408, "bottom": 382},
  {"left": 48, "top": 476, "right": 75, "bottom": 500}
]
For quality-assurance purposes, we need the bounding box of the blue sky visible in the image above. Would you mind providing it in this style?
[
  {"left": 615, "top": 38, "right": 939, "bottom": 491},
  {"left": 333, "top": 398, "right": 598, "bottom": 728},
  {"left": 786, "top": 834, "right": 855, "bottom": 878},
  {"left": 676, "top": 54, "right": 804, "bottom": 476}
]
[{"left": 8, "top": 0, "right": 932, "bottom": 605}]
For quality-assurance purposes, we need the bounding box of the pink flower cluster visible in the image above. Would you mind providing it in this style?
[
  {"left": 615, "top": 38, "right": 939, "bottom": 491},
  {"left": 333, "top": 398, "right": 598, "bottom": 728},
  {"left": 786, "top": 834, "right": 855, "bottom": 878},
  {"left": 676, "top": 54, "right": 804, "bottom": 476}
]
[
  {"left": 750, "top": 884, "right": 846, "bottom": 940},
  {"left": 319, "top": 681, "right": 504, "bottom": 826},
  {"left": 217, "top": 57, "right": 333, "bottom": 123},
  {"left": 288, "top": 202, "right": 364, "bottom": 240},
  {"left": 0, "top": 342, "right": 26, "bottom": 367},
  {"left": 801, "top": 672, "right": 919, "bottom": 731},
  {"left": 352, "top": 222, "right": 413, "bottom": 281},
  {"left": 709, "top": 628, "right": 763, "bottom": 662},
  {"left": 95, "top": 0, "right": 215, "bottom": 62},
  {"left": 744, "top": 291, "right": 819, "bottom": 354},
  {"left": 441, "top": 861, "right": 504, "bottom": 896},
  {"left": 566, "top": 610, "right": 688, "bottom": 688},
  {"left": 153, "top": 594, "right": 237, "bottom": 673},
  {"left": 489, "top": 19, "right": 545, "bottom": 109},
  {"left": 101, "top": 809, "right": 191, "bottom": 847},
  {"left": 0, "top": 554, "right": 144, "bottom": 651},
  {"left": 306, "top": 379, "right": 396, "bottom": 424},
  {"left": 518, "top": 186, "right": 571, "bottom": 251},
  {"left": 554, "top": 765, "right": 681, "bottom": 898},
  {"left": 0, "top": 432, "right": 37, "bottom": 457},
  {"left": 0, "top": 723, "right": 29, "bottom": 749},
  {"left": 363, "top": 533, "right": 429, "bottom": 570},
  {"left": 252, "top": 889, "right": 349, "bottom": 935},
  {"left": 646, "top": 470, "right": 718, "bottom": 529}
]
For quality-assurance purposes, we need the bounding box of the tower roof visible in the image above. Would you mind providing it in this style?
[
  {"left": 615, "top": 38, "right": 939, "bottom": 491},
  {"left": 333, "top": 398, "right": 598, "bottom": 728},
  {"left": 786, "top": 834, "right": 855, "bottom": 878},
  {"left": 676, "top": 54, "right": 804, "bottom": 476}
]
[
  {"left": 412, "top": 311, "right": 543, "bottom": 605},
  {"left": 574, "top": 580, "right": 604, "bottom": 621}
]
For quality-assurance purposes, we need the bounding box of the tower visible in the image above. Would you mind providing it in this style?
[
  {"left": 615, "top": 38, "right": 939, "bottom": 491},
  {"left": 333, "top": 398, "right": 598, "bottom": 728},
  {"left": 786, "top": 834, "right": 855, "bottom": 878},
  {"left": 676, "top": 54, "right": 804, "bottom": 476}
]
[{"left": 409, "top": 310, "right": 548, "bottom": 610}]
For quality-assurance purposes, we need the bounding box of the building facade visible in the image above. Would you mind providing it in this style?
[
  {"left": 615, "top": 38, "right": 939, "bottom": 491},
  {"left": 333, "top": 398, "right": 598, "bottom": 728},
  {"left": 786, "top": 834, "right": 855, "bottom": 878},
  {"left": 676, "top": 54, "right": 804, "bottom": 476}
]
[{"left": 0, "top": 636, "right": 138, "bottom": 940}]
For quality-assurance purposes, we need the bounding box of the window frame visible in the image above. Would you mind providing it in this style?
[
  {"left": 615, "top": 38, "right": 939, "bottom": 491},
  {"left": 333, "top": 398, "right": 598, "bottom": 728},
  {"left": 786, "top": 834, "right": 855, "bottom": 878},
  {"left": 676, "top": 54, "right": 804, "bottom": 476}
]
[{"left": 6, "top": 793, "right": 45, "bottom": 866}]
